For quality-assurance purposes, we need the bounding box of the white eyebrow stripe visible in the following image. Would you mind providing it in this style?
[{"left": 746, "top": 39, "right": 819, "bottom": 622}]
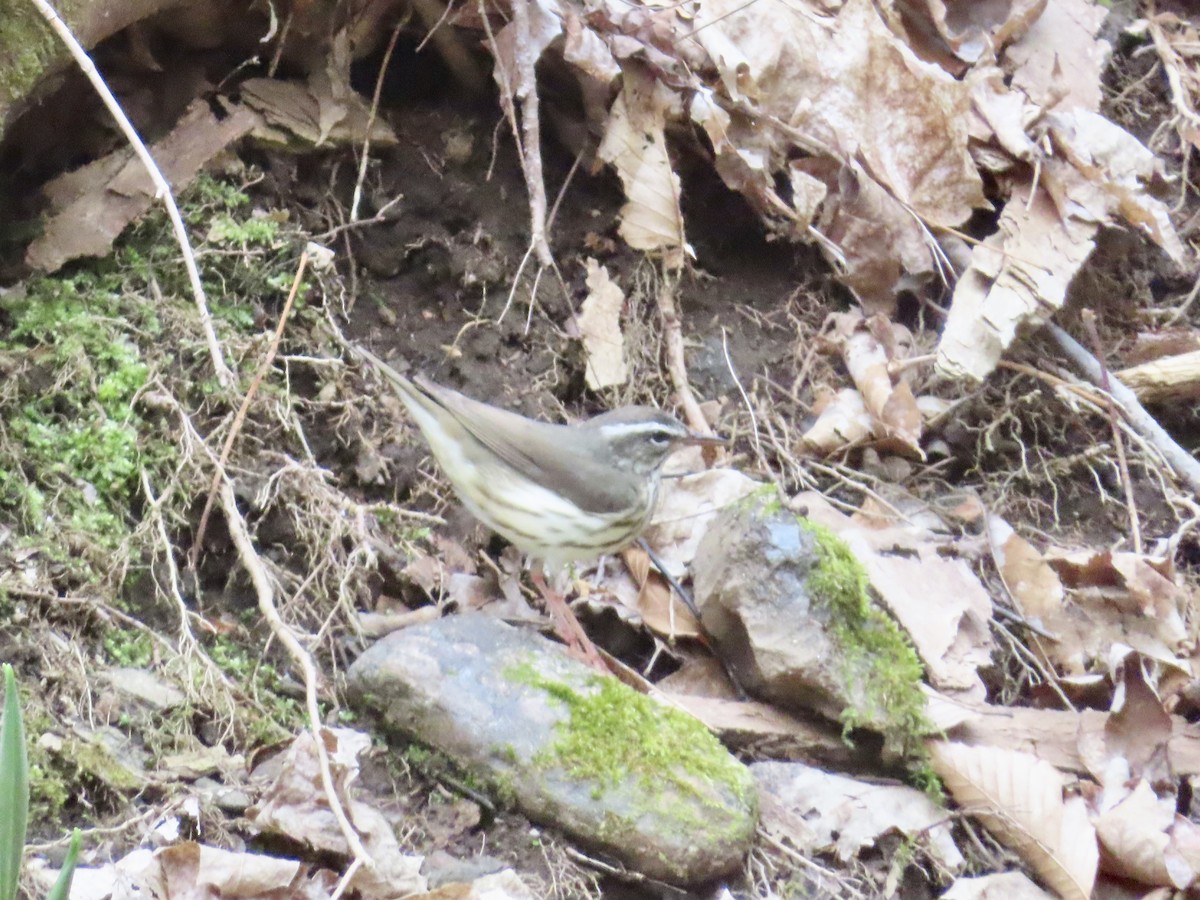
[{"left": 598, "top": 421, "right": 679, "bottom": 439}]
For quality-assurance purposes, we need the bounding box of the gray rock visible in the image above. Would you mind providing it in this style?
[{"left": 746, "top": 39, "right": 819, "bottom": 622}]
[
  {"left": 346, "top": 614, "right": 757, "bottom": 885},
  {"left": 692, "top": 496, "right": 924, "bottom": 737},
  {"left": 693, "top": 499, "right": 854, "bottom": 721}
]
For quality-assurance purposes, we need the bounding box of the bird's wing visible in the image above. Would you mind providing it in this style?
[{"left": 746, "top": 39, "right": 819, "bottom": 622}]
[{"left": 415, "top": 377, "right": 641, "bottom": 515}]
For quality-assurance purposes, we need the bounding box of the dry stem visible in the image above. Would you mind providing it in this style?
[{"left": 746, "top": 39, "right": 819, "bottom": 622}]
[
  {"left": 191, "top": 252, "right": 310, "bottom": 564},
  {"left": 26, "top": 0, "right": 234, "bottom": 389},
  {"left": 1048, "top": 323, "right": 1200, "bottom": 498},
  {"left": 656, "top": 275, "right": 710, "bottom": 432}
]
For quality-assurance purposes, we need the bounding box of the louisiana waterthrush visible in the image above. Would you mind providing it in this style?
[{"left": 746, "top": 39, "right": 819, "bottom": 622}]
[{"left": 353, "top": 344, "right": 721, "bottom": 566}]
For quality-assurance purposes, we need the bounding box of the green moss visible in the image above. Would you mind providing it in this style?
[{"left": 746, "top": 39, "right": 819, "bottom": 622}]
[
  {"left": 0, "top": 270, "right": 171, "bottom": 577},
  {"left": 799, "top": 520, "right": 933, "bottom": 760},
  {"left": 103, "top": 630, "right": 154, "bottom": 668},
  {"left": 204, "top": 636, "right": 300, "bottom": 741},
  {"left": 506, "top": 663, "right": 753, "bottom": 812},
  {"left": 0, "top": 0, "right": 64, "bottom": 108}
]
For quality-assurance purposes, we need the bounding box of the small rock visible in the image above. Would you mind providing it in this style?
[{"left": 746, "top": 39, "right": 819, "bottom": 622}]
[
  {"left": 692, "top": 499, "right": 855, "bottom": 721},
  {"left": 103, "top": 667, "right": 187, "bottom": 710},
  {"left": 346, "top": 614, "right": 757, "bottom": 885},
  {"left": 422, "top": 850, "right": 507, "bottom": 888},
  {"left": 692, "top": 496, "right": 925, "bottom": 737},
  {"left": 194, "top": 777, "right": 253, "bottom": 814}
]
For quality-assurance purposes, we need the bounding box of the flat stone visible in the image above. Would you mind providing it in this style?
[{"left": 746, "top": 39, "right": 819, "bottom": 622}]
[{"left": 346, "top": 614, "right": 757, "bottom": 885}]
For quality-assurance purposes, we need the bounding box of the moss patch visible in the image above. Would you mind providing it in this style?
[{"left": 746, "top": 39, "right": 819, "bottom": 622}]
[
  {"left": 799, "top": 520, "right": 932, "bottom": 759},
  {"left": 507, "top": 663, "right": 753, "bottom": 809}
]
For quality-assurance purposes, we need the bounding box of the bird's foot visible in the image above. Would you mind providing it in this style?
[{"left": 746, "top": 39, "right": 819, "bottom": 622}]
[{"left": 530, "top": 570, "right": 607, "bottom": 673}]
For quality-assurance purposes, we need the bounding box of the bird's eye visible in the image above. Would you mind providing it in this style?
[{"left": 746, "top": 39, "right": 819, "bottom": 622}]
[{"left": 649, "top": 432, "right": 672, "bottom": 446}]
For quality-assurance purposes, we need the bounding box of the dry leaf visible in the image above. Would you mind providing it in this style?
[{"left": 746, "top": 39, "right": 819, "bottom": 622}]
[
  {"left": 930, "top": 741, "right": 1098, "bottom": 900},
  {"left": 1004, "top": 0, "right": 1110, "bottom": 112},
  {"left": 801, "top": 387, "right": 873, "bottom": 453},
  {"left": 1094, "top": 779, "right": 1200, "bottom": 888},
  {"left": 416, "top": 869, "right": 539, "bottom": 899},
  {"left": 249, "top": 729, "right": 426, "bottom": 898},
  {"left": 597, "top": 67, "right": 690, "bottom": 267},
  {"left": 1043, "top": 108, "right": 1187, "bottom": 265},
  {"left": 791, "top": 491, "right": 995, "bottom": 699},
  {"left": 664, "top": 693, "right": 855, "bottom": 763},
  {"left": 830, "top": 312, "right": 924, "bottom": 454},
  {"left": 988, "top": 517, "right": 1065, "bottom": 621},
  {"left": 640, "top": 468, "right": 761, "bottom": 577},
  {"left": 140, "top": 843, "right": 320, "bottom": 899},
  {"left": 619, "top": 544, "right": 701, "bottom": 639},
  {"left": 865, "top": 554, "right": 992, "bottom": 699},
  {"left": 755, "top": 761, "right": 963, "bottom": 870},
  {"left": 925, "top": 690, "right": 1200, "bottom": 778},
  {"left": 899, "top": 0, "right": 1047, "bottom": 65},
  {"left": 937, "top": 179, "right": 1097, "bottom": 381},
  {"left": 577, "top": 260, "right": 628, "bottom": 389},
  {"left": 683, "top": 0, "right": 986, "bottom": 307},
  {"left": 941, "top": 871, "right": 1055, "bottom": 899},
  {"left": 28, "top": 101, "right": 258, "bottom": 272}
]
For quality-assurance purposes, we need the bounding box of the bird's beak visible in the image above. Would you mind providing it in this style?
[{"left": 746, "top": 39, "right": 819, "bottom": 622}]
[{"left": 683, "top": 429, "right": 725, "bottom": 447}]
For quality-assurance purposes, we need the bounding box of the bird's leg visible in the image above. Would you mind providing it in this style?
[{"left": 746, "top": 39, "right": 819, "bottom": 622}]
[{"left": 530, "top": 568, "right": 607, "bottom": 672}]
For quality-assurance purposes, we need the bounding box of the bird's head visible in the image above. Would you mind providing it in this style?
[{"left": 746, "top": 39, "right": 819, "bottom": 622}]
[{"left": 585, "top": 407, "right": 723, "bottom": 476}]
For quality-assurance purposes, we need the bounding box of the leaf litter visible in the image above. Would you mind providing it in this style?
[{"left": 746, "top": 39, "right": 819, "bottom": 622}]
[{"left": 7, "top": 0, "right": 1200, "bottom": 895}]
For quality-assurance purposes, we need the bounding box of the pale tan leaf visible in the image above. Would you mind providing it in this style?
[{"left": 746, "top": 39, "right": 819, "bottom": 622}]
[
  {"left": 640, "top": 468, "right": 760, "bottom": 577},
  {"left": 941, "top": 871, "right": 1055, "bottom": 899},
  {"left": 1044, "top": 108, "right": 1187, "bottom": 265},
  {"left": 597, "top": 68, "right": 689, "bottom": 266},
  {"left": 685, "top": 0, "right": 986, "bottom": 307},
  {"left": 838, "top": 317, "right": 922, "bottom": 454},
  {"left": 577, "top": 260, "right": 628, "bottom": 389},
  {"left": 755, "top": 761, "right": 963, "bottom": 870},
  {"left": 929, "top": 742, "right": 1098, "bottom": 900},
  {"left": 865, "top": 554, "right": 992, "bottom": 699},
  {"left": 969, "top": 66, "right": 1039, "bottom": 161},
  {"left": 1005, "top": 0, "right": 1110, "bottom": 112},
  {"left": 801, "top": 388, "right": 873, "bottom": 453},
  {"left": 936, "top": 180, "right": 1096, "bottom": 381},
  {"left": 988, "top": 517, "right": 1064, "bottom": 620},
  {"left": 249, "top": 729, "right": 426, "bottom": 897},
  {"left": 143, "top": 843, "right": 305, "bottom": 899},
  {"left": 1094, "top": 779, "right": 1185, "bottom": 888}
]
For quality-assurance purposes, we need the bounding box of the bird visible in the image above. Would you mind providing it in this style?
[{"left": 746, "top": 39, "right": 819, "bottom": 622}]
[{"left": 350, "top": 343, "right": 722, "bottom": 666}]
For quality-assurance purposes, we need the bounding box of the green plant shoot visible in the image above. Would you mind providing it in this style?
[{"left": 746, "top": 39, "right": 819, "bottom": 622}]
[{"left": 0, "top": 664, "right": 30, "bottom": 900}]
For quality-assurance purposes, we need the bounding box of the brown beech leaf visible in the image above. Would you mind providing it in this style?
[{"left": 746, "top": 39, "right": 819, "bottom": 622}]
[
  {"left": 929, "top": 741, "right": 1098, "bottom": 900},
  {"left": 619, "top": 545, "right": 701, "bottom": 639}
]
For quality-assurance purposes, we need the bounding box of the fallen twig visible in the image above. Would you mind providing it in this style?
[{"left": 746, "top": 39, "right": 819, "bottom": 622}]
[
  {"left": 218, "top": 475, "right": 374, "bottom": 895},
  {"left": 1080, "top": 310, "right": 1142, "bottom": 554},
  {"left": 1047, "top": 322, "right": 1200, "bottom": 498},
  {"left": 350, "top": 13, "right": 409, "bottom": 222},
  {"left": 480, "top": 0, "right": 553, "bottom": 268}
]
